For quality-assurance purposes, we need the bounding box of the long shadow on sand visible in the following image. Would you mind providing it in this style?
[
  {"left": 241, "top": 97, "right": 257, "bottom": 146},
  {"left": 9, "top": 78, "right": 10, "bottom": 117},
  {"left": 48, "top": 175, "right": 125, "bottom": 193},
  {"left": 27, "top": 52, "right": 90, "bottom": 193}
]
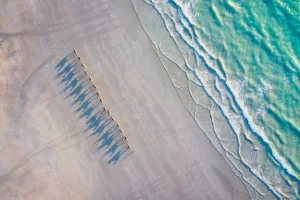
[{"left": 54, "top": 51, "right": 132, "bottom": 164}]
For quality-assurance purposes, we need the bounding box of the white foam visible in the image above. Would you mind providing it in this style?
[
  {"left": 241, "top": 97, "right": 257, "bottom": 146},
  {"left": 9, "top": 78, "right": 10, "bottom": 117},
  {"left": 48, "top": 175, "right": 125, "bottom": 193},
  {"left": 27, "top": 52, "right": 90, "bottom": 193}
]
[
  {"left": 147, "top": 0, "right": 299, "bottom": 197},
  {"left": 272, "top": 150, "right": 297, "bottom": 178},
  {"left": 228, "top": 79, "right": 298, "bottom": 178}
]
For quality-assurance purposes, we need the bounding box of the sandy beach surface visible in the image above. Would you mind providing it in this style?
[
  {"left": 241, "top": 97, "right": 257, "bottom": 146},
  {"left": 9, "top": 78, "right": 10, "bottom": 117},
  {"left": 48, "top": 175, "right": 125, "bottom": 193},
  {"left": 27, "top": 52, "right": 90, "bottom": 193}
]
[{"left": 0, "top": 0, "right": 250, "bottom": 199}]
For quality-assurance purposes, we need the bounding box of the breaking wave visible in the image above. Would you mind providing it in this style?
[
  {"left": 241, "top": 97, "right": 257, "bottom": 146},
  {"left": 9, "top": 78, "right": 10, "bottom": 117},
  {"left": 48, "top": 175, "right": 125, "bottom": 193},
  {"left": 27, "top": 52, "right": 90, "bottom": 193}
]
[{"left": 131, "top": 0, "right": 300, "bottom": 199}]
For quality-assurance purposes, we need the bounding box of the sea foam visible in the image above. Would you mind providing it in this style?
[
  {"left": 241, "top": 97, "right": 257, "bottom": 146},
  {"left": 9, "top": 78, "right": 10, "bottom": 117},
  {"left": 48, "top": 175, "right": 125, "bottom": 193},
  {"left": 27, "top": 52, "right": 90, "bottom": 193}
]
[{"left": 132, "top": 0, "right": 300, "bottom": 198}]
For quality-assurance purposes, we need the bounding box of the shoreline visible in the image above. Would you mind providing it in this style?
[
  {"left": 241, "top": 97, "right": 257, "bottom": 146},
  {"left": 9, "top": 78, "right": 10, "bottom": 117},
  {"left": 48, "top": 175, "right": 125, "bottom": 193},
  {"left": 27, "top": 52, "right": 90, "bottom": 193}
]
[
  {"left": 1, "top": 0, "right": 251, "bottom": 199},
  {"left": 129, "top": 0, "right": 300, "bottom": 199}
]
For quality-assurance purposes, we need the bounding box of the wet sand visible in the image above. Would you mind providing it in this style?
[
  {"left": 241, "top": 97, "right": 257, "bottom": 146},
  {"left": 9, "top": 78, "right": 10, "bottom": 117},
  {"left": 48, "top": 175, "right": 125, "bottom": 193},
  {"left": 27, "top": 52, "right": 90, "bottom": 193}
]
[{"left": 0, "top": 0, "right": 250, "bottom": 199}]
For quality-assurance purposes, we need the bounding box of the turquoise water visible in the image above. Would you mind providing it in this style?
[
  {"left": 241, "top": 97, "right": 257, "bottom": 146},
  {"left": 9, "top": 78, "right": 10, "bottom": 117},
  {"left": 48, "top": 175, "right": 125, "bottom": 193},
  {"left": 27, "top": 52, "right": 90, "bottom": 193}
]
[{"left": 133, "top": 0, "right": 299, "bottom": 199}]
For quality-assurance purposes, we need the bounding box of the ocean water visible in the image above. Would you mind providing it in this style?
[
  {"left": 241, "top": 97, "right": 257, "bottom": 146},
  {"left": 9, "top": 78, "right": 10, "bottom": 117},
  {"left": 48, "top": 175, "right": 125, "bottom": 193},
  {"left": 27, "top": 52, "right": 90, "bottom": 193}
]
[{"left": 132, "top": 0, "right": 300, "bottom": 199}]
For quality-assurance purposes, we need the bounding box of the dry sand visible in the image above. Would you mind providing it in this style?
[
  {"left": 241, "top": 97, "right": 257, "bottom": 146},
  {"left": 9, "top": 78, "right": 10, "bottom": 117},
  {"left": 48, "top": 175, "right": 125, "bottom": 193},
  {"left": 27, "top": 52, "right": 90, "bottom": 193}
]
[{"left": 0, "top": 0, "right": 250, "bottom": 199}]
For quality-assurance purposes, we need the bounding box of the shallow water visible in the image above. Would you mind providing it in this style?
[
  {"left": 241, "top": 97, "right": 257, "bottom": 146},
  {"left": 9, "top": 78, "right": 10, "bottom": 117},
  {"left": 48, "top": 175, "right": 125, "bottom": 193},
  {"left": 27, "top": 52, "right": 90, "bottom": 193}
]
[{"left": 132, "top": 0, "right": 300, "bottom": 199}]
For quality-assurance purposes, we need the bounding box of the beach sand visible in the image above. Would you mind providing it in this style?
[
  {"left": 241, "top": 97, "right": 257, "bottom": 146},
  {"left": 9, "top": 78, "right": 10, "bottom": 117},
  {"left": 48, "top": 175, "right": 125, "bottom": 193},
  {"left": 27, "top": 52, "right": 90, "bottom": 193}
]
[{"left": 0, "top": 0, "right": 250, "bottom": 199}]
